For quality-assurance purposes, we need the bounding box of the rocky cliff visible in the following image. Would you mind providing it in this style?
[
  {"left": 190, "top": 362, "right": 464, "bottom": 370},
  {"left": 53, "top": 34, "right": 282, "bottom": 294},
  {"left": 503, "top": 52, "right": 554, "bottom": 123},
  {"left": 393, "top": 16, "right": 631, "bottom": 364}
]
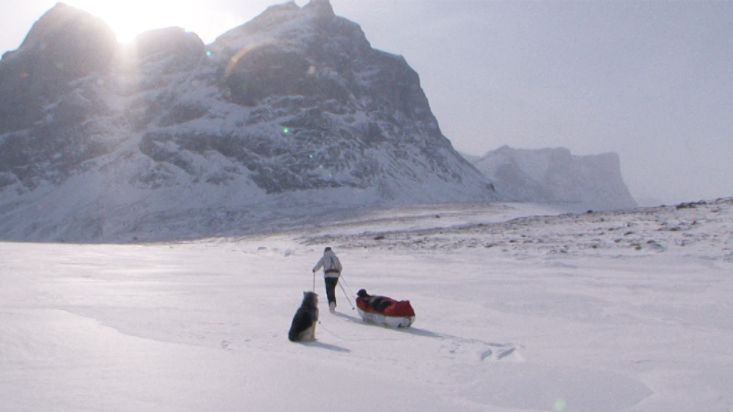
[
  {"left": 0, "top": 1, "right": 494, "bottom": 241},
  {"left": 473, "top": 146, "right": 637, "bottom": 211}
]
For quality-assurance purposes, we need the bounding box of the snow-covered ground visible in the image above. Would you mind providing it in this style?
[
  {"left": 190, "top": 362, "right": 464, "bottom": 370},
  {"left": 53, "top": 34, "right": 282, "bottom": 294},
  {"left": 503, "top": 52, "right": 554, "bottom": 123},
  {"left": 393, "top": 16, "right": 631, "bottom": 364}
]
[{"left": 1, "top": 199, "right": 732, "bottom": 411}]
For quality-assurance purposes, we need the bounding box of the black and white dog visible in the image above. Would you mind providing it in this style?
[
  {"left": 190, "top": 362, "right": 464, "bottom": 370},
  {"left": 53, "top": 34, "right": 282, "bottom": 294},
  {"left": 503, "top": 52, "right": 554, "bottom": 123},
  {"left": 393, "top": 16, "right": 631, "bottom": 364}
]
[{"left": 288, "top": 291, "right": 319, "bottom": 342}]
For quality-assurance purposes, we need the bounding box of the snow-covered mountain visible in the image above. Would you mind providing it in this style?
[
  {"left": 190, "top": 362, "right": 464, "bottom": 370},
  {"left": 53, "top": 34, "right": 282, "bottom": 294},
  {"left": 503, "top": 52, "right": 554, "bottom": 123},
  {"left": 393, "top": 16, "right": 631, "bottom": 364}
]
[
  {"left": 472, "top": 146, "right": 637, "bottom": 211},
  {"left": 0, "top": 1, "right": 494, "bottom": 242}
]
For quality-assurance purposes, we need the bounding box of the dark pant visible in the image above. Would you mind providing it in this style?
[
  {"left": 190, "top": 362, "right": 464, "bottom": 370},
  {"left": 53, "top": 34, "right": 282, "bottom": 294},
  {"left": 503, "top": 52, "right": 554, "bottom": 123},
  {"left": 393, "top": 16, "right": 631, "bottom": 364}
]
[{"left": 324, "top": 277, "right": 339, "bottom": 305}]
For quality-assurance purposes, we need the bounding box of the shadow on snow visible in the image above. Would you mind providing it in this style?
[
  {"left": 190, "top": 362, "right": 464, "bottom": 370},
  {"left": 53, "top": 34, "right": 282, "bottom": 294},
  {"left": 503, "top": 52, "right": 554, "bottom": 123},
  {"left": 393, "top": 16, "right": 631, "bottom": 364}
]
[
  {"left": 302, "top": 340, "right": 351, "bottom": 353},
  {"left": 332, "top": 311, "right": 442, "bottom": 339}
]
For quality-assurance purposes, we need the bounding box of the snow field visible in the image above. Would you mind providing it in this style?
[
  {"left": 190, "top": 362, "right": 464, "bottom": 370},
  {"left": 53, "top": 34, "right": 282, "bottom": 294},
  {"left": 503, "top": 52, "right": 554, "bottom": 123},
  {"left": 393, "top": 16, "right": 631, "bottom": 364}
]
[{"left": 1, "top": 200, "right": 732, "bottom": 411}]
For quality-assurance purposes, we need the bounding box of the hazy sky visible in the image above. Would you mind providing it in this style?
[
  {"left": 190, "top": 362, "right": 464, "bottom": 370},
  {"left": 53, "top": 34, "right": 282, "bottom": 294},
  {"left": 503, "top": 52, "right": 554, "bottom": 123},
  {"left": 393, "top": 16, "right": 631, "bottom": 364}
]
[{"left": 1, "top": 0, "right": 731, "bottom": 204}]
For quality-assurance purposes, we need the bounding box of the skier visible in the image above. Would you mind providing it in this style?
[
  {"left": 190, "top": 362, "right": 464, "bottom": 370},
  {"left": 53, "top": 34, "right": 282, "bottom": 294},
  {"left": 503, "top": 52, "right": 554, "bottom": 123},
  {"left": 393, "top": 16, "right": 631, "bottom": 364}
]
[{"left": 312, "top": 247, "right": 342, "bottom": 312}]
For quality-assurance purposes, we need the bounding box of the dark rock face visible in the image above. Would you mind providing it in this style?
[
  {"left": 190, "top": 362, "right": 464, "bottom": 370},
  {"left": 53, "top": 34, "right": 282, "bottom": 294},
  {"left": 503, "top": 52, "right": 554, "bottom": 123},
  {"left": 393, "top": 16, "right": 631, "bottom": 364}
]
[
  {"left": 132, "top": 27, "right": 205, "bottom": 70},
  {"left": 194, "top": 2, "right": 477, "bottom": 194},
  {"left": 473, "top": 146, "right": 637, "bottom": 211},
  {"left": 0, "top": 0, "right": 493, "bottom": 241},
  {"left": 0, "top": 4, "right": 121, "bottom": 190},
  {"left": 0, "top": 4, "right": 117, "bottom": 133},
  {"left": 17, "top": 3, "right": 117, "bottom": 76}
]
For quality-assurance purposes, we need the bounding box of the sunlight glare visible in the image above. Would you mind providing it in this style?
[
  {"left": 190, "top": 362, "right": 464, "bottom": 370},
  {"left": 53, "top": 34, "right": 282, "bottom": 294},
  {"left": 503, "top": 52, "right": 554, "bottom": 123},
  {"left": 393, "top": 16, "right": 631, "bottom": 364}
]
[{"left": 65, "top": 0, "right": 202, "bottom": 43}]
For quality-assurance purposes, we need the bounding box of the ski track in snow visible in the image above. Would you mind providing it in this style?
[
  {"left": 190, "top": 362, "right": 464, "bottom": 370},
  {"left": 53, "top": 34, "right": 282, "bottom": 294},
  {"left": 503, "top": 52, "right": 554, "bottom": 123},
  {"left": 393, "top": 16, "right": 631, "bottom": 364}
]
[{"left": 1, "top": 199, "right": 732, "bottom": 411}]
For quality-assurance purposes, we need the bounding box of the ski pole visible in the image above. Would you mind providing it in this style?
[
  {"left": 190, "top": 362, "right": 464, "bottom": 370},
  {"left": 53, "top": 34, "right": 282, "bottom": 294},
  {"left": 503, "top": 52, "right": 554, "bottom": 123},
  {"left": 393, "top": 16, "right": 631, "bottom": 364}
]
[
  {"left": 338, "top": 280, "right": 355, "bottom": 310},
  {"left": 312, "top": 271, "right": 316, "bottom": 292},
  {"left": 339, "top": 273, "right": 355, "bottom": 296}
]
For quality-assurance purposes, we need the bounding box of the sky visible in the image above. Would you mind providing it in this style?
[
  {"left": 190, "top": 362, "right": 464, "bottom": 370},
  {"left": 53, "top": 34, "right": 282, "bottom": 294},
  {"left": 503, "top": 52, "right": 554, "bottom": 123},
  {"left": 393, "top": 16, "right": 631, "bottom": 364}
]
[{"left": 1, "top": 0, "right": 731, "bottom": 204}]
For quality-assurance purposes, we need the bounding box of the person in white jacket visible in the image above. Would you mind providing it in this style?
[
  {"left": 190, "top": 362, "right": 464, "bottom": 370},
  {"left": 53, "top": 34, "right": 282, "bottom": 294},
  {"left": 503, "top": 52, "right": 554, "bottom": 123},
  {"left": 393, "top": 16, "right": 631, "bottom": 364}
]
[{"left": 312, "top": 247, "right": 342, "bottom": 312}]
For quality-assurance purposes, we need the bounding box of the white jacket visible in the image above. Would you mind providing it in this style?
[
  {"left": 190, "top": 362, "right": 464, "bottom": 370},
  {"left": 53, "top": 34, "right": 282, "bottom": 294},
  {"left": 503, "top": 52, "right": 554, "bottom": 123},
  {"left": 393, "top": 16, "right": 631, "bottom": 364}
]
[{"left": 313, "top": 250, "right": 342, "bottom": 278}]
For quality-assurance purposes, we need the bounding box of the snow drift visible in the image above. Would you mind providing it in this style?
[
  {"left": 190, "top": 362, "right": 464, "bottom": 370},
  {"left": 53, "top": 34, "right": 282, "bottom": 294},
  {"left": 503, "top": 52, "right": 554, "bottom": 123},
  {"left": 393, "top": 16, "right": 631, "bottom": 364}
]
[{"left": 1, "top": 198, "right": 731, "bottom": 411}]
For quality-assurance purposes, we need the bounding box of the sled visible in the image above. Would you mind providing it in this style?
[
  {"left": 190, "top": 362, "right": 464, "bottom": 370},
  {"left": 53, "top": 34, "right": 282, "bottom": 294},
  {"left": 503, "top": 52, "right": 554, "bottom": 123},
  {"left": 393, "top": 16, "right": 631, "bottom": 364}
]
[{"left": 356, "top": 294, "right": 415, "bottom": 328}]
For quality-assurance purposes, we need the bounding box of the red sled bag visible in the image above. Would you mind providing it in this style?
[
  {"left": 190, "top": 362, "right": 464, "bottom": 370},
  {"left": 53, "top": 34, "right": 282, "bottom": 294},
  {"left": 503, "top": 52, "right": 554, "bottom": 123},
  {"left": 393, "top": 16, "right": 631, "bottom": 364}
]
[
  {"left": 383, "top": 300, "right": 416, "bottom": 318},
  {"left": 356, "top": 289, "right": 415, "bottom": 328}
]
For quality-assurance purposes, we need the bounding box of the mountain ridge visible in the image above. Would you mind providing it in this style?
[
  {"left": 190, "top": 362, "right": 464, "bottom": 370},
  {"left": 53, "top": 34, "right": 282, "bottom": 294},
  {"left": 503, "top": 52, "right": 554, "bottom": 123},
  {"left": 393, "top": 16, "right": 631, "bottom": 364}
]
[
  {"left": 0, "top": 0, "right": 495, "bottom": 242},
  {"left": 472, "top": 145, "right": 637, "bottom": 211}
]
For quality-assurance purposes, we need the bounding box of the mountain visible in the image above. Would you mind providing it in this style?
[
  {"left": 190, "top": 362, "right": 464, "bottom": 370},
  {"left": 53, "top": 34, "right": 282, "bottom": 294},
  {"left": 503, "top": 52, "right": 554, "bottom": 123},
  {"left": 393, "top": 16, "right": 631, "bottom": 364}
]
[
  {"left": 472, "top": 146, "right": 637, "bottom": 211},
  {"left": 0, "top": 1, "right": 495, "bottom": 242}
]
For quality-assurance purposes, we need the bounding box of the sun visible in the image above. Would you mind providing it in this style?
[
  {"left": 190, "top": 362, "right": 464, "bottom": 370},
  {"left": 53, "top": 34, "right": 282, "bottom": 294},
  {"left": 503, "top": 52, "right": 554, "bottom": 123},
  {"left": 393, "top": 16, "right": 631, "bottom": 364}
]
[{"left": 65, "top": 0, "right": 201, "bottom": 43}]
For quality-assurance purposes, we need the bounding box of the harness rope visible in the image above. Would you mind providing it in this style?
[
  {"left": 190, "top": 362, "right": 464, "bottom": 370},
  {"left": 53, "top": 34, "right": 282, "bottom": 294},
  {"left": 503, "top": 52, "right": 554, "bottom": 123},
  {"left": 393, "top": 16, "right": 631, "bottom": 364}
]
[
  {"left": 316, "top": 318, "right": 401, "bottom": 342},
  {"left": 338, "top": 280, "right": 355, "bottom": 310}
]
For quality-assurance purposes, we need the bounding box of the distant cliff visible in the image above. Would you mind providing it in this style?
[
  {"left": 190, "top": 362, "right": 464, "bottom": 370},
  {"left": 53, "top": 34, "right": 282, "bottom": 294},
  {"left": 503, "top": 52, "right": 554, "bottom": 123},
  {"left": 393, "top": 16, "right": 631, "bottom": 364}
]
[{"left": 472, "top": 146, "right": 637, "bottom": 211}]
